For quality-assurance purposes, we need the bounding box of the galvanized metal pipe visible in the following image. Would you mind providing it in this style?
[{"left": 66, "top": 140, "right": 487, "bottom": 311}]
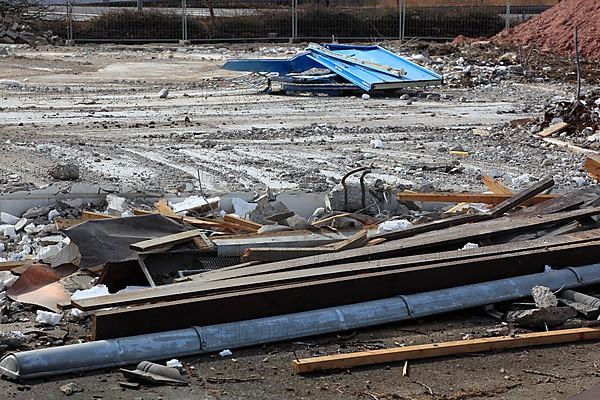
[{"left": 3, "top": 264, "right": 600, "bottom": 379}]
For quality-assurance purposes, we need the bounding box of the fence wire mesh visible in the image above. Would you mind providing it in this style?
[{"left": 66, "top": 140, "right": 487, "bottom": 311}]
[{"left": 28, "top": 1, "right": 554, "bottom": 43}]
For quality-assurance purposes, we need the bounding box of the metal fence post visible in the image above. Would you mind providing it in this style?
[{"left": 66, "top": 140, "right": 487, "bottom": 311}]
[
  {"left": 290, "top": 0, "right": 297, "bottom": 43},
  {"left": 400, "top": 0, "right": 406, "bottom": 41},
  {"left": 505, "top": 0, "right": 511, "bottom": 30},
  {"left": 181, "top": 0, "right": 189, "bottom": 44},
  {"left": 137, "top": 0, "right": 143, "bottom": 11},
  {"left": 66, "top": 1, "right": 74, "bottom": 45}
]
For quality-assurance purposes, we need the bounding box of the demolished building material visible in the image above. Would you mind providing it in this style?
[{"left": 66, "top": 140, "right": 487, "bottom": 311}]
[
  {"left": 4, "top": 263, "right": 600, "bottom": 379},
  {"left": 223, "top": 44, "right": 443, "bottom": 94}
]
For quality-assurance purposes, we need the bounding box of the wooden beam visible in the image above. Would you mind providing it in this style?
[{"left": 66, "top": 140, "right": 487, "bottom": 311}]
[
  {"left": 292, "top": 327, "right": 600, "bottom": 373},
  {"left": 396, "top": 192, "right": 557, "bottom": 205},
  {"left": 81, "top": 211, "right": 113, "bottom": 220},
  {"left": 129, "top": 229, "right": 203, "bottom": 252},
  {"left": 223, "top": 214, "right": 262, "bottom": 232},
  {"left": 54, "top": 218, "right": 84, "bottom": 230},
  {"left": 154, "top": 199, "right": 177, "bottom": 217},
  {"left": 584, "top": 155, "right": 600, "bottom": 182},
  {"left": 488, "top": 177, "right": 554, "bottom": 216},
  {"left": 481, "top": 176, "right": 512, "bottom": 195},
  {"left": 536, "top": 122, "right": 569, "bottom": 138}
]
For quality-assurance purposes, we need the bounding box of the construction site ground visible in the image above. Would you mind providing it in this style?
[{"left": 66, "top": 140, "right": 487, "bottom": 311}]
[{"left": 1, "top": 42, "right": 599, "bottom": 399}]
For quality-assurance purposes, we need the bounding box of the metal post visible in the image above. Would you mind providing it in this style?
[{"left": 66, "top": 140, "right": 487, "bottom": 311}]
[
  {"left": 180, "top": 0, "right": 189, "bottom": 44},
  {"left": 290, "top": 0, "right": 297, "bottom": 43},
  {"left": 66, "top": 2, "right": 74, "bottom": 45},
  {"left": 505, "top": 0, "right": 511, "bottom": 30},
  {"left": 137, "top": 0, "right": 143, "bottom": 11},
  {"left": 400, "top": 0, "right": 406, "bottom": 41}
]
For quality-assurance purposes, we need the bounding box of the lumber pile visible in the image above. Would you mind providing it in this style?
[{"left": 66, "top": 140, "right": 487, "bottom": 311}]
[{"left": 42, "top": 177, "right": 600, "bottom": 343}]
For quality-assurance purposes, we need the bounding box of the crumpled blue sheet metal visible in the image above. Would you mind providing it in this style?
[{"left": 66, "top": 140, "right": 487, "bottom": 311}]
[{"left": 222, "top": 43, "right": 443, "bottom": 93}]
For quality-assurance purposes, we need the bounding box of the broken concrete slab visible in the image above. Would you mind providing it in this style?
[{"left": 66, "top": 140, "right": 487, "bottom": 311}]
[{"left": 507, "top": 306, "right": 577, "bottom": 329}]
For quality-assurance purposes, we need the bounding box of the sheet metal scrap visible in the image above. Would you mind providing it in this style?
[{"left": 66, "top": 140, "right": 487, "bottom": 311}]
[{"left": 223, "top": 43, "right": 443, "bottom": 94}]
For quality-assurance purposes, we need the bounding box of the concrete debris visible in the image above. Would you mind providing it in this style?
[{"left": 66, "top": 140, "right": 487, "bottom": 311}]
[
  {"left": 106, "top": 194, "right": 127, "bottom": 216},
  {"left": 48, "top": 164, "right": 80, "bottom": 181},
  {"left": 219, "top": 349, "right": 233, "bottom": 357},
  {"left": 460, "top": 242, "right": 480, "bottom": 250},
  {"left": 59, "top": 382, "right": 83, "bottom": 396},
  {"left": 376, "top": 219, "right": 413, "bottom": 234},
  {"left": 507, "top": 306, "right": 576, "bottom": 329},
  {"left": 232, "top": 197, "right": 258, "bottom": 219},
  {"left": 0, "top": 212, "right": 19, "bottom": 225},
  {"left": 531, "top": 285, "right": 558, "bottom": 308},
  {"left": 0, "top": 331, "right": 27, "bottom": 350},
  {"left": 35, "top": 310, "right": 62, "bottom": 326},
  {"left": 158, "top": 88, "right": 169, "bottom": 99}
]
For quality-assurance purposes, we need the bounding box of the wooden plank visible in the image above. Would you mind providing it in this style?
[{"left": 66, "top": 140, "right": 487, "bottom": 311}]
[
  {"left": 372, "top": 214, "right": 489, "bottom": 241},
  {"left": 584, "top": 155, "right": 600, "bottom": 181},
  {"left": 223, "top": 214, "right": 262, "bottom": 232},
  {"left": 292, "top": 327, "right": 600, "bottom": 373},
  {"left": 513, "top": 189, "right": 592, "bottom": 218},
  {"left": 242, "top": 247, "right": 336, "bottom": 263},
  {"left": 481, "top": 176, "right": 512, "bottom": 195},
  {"left": 396, "top": 192, "right": 557, "bottom": 205},
  {"left": 54, "top": 218, "right": 84, "bottom": 230},
  {"left": 91, "top": 238, "right": 600, "bottom": 339},
  {"left": 536, "top": 122, "right": 569, "bottom": 137},
  {"left": 154, "top": 199, "right": 177, "bottom": 217},
  {"left": 129, "top": 229, "right": 203, "bottom": 252},
  {"left": 196, "top": 208, "right": 600, "bottom": 283},
  {"left": 193, "top": 233, "right": 216, "bottom": 251},
  {"left": 311, "top": 213, "right": 350, "bottom": 226},
  {"left": 81, "top": 211, "right": 113, "bottom": 220},
  {"left": 77, "top": 226, "right": 600, "bottom": 312},
  {"left": 543, "top": 137, "right": 598, "bottom": 156},
  {"left": 0, "top": 260, "right": 32, "bottom": 272},
  {"left": 488, "top": 177, "right": 554, "bottom": 216},
  {"left": 331, "top": 230, "right": 368, "bottom": 251}
]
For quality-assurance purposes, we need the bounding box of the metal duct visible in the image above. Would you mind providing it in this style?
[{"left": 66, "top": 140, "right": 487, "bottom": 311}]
[{"left": 3, "top": 264, "right": 600, "bottom": 379}]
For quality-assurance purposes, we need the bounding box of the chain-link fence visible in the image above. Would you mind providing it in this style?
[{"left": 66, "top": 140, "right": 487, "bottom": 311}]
[{"left": 30, "top": 0, "right": 555, "bottom": 43}]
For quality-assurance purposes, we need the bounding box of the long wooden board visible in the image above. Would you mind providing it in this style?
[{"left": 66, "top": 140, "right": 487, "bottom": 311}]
[
  {"left": 396, "top": 192, "right": 557, "bottom": 205},
  {"left": 481, "top": 176, "right": 512, "bottom": 195},
  {"left": 129, "top": 229, "right": 203, "bottom": 252},
  {"left": 488, "top": 177, "right": 554, "bottom": 216},
  {"left": 536, "top": 122, "right": 569, "bottom": 138},
  {"left": 292, "top": 327, "right": 600, "bottom": 373}
]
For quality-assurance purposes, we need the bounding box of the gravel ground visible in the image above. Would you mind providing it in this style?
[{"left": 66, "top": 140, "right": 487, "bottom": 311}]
[{"left": 1, "top": 41, "right": 599, "bottom": 399}]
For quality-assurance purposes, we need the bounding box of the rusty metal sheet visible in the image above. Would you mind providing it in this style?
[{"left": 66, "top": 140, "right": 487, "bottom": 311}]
[{"left": 7, "top": 264, "right": 70, "bottom": 312}]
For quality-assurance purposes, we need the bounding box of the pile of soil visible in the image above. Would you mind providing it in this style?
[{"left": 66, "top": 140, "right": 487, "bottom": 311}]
[{"left": 493, "top": 0, "right": 600, "bottom": 60}]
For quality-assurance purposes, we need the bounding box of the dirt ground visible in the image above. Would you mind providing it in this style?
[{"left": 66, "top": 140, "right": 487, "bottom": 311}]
[{"left": 1, "top": 41, "right": 599, "bottom": 399}]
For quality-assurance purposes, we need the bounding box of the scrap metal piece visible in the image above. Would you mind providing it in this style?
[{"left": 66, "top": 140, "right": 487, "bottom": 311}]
[
  {"left": 341, "top": 167, "right": 369, "bottom": 211},
  {"left": 7, "top": 264, "right": 71, "bottom": 313},
  {"left": 222, "top": 43, "right": 442, "bottom": 93},
  {"left": 120, "top": 361, "right": 187, "bottom": 386}
]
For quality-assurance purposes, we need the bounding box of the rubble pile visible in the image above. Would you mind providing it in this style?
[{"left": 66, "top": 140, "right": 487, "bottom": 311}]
[
  {"left": 493, "top": 0, "right": 600, "bottom": 60},
  {"left": 523, "top": 90, "right": 600, "bottom": 149},
  {"left": 0, "top": 16, "right": 59, "bottom": 46}
]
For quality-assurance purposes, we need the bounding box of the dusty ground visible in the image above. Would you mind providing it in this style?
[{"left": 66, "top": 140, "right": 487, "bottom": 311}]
[{"left": 1, "top": 42, "right": 599, "bottom": 399}]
